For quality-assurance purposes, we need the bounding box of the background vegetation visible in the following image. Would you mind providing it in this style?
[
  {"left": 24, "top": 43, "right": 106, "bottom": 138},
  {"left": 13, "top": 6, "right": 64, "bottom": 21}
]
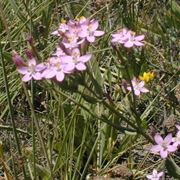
[{"left": 0, "top": 0, "right": 179, "bottom": 179}]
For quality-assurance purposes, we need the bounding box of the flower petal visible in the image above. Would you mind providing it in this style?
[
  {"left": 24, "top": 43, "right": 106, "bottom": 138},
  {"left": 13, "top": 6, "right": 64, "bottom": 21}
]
[
  {"left": 154, "top": 134, "right": 163, "bottom": 144},
  {"left": 32, "top": 72, "right": 42, "bottom": 80},
  {"left": 17, "top": 66, "right": 28, "bottom": 75},
  {"left": 150, "top": 145, "right": 162, "bottom": 153},
  {"left": 160, "top": 149, "right": 168, "bottom": 159},
  {"left": 124, "top": 41, "right": 134, "bottom": 48},
  {"left": 22, "top": 73, "right": 32, "bottom": 82},
  {"left": 76, "top": 63, "right": 86, "bottom": 71},
  {"left": 87, "top": 36, "right": 95, "bottom": 42},
  {"left": 164, "top": 134, "right": 172, "bottom": 144},
  {"left": 79, "top": 54, "right": 92, "bottom": 63},
  {"left": 56, "top": 71, "right": 65, "bottom": 82},
  {"left": 94, "top": 30, "right": 104, "bottom": 37},
  {"left": 135, "top": 35, "right": 144, "bottom": 41}
]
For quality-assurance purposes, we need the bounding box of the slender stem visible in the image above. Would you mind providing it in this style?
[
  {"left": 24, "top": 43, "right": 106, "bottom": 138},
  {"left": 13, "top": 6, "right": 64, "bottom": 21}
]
[
  {"left": 0, "top": 44, "right": 27, "bottom": 178},
  {"left": 31, "top": 80, "right": 37, "bottom": 179},
  {"left": 22, "top": 82, "right": 53, "bottom": 178}
]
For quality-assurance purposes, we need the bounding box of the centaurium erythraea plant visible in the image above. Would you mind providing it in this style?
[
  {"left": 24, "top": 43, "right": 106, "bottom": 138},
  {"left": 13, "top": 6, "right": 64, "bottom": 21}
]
[{"left": 13, "top": 17, "right": 104, "bottom": 83}]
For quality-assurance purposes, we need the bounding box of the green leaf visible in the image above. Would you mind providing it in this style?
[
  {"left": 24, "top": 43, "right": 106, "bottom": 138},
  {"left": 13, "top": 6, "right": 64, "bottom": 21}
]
[{"left": 166, "top": 156, "right": 180, "bottom": 179}]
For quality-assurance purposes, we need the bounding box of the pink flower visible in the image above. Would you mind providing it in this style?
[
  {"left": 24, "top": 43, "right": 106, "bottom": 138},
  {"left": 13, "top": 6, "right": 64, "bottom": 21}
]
[
  {"left": 126, "top": 78, "right": 149, "bottom": 96},
  {"left": 172, "top": 125, "right": 180, "bottom": 147},
  {"left": 124, "top": 31, "right": 144, "bottom": 48},
  {"left": 146, "top": 169, "right": 163, "bottom": 180},
  {"left": 17, "top": 58, "right": 45, "bottom": 82},
  {"left": 51, "top": 22, "right": 69, "bottom": 36},
  {"left": 61, "top": 48, "right": 92, "bottom": 71},
  {"left": 42, "top": 57, "right": 73, "bottom": 82},
  {"left": 111, "top": 28, "right": 144, "bottom": 48},
  {"left": 78, "top": 19, "right": 104, "bottom": 42},
  {"left": 111, "top": 28, "right": 129, "bottom": 44},
  {"left": 150, "top": 134, "right": 177, "bottom": 159},
  {"left": 62, "top": 31, "right": 84, "bottom": 49}
]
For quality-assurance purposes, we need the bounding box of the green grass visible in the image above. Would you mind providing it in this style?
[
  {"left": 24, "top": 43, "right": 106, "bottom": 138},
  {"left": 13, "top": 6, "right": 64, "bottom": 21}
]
[{"left": 0, "top": 0, "right": 179, "bottom": 179}]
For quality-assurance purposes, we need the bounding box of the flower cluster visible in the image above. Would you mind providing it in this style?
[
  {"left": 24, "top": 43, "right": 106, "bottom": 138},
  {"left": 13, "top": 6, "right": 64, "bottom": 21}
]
[
  {"left": 150, "top": 125, "right": 180, "bottom": 159},
  {"left": 111, "top": 28, "right": 145, "bottom": 48},
  {"left": 13, "top": 17, "right": 104, "bottom": 82},
  {"left": 126, "top": 77, "right": 149, "bottom": 96}
]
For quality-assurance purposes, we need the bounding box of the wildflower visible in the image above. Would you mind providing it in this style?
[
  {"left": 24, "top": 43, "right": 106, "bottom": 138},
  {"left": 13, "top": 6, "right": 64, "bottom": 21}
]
[
  {"left": 150, "top": 134, "right": 177, "bottom": 159},
  {"left": 126, "top": 78, "right": 149, "bottom": 96},
  {"left": 62, "top": 31, "right": 84, "bottom": 49},
  {"left": 42, "top": 57, "right": 73, "bottom": 82},
  {"left": 78, "top": 19, "right": 104, "bottom": 42},
  {"left": 111, "top": 28, "right": 129, "bottom": 44},
  {"left": 172, "top": 125, "right": 180, "bottom": 147},
  {"left": 111, "top": 28, "right": 144, "bottom": 48},
  {"left": 146, "top": 169, "right": 163, "bottom": 180},
  {"left": 61, "top": 48, "right": 92, "bottom": 71},
  {"left": 51, "top": 19, "right": 69, "bottom": 36},
  {"left": 139, "top": 72, "right": 155, "bottom": 83},
  {"left": 123, "top": 31, "right": 144, "bottom": 48},
  {"left": 17, "top": 58, "right": 45, "bottom": 82}
]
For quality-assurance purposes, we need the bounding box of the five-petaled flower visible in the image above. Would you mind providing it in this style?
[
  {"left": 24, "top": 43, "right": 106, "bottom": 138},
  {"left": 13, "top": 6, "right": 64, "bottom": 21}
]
[
  {"left": 150, "top": 134, "right": 177, "bottom": 159},
  {"left": 111, "top": 28, "right": 145, "bottom": 48},
  {"left": 146, "top": 169, "right": 163, "bottom": 180},
  {"left": 126, "top": 78, "right": 149, "bottom": 96},
  {"left": 17, "top": 58, "right": 45, "bottom": 82}
]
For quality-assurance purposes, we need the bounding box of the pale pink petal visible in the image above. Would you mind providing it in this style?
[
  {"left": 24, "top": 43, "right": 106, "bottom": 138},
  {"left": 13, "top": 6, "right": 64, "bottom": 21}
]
[
  {"left": 61, "top": 55, "right": 73, "bottom": 62},
  {"left": 43, "top": 69, "right": 56, "bottom": 79},
  {"left": 22, "top": 73, "right": 32, "bottom": 82},
  {"left": 32, "top": 72, "right": 42, "bottom": 80},
  {"left": 154, "top": 134, "right": 163, "bottom": 144},
  {"left": 134, "top": 89, "right": 141, "bottom": 96},
  {"left": 152, "top": 169, "right": 158, "bottom": 175},
  {"left": 146, "top": 175, "right": 153, "bottom": 179},
  {"left": 17, "top": 66, "right": 28, "bottom": 75},
  {"left": 90, "top": 20, "right": 99, "bottom": 31},
  {"left": 51, "top": 30, "right": 60, "bottom": 36},
  {"left": 76, "top": 63, "right": 86, "bottom": 71},
  {"left": 164, "top": 134, "right": 172, "bottom": 144},
  {"left": 140, "top": 87, "right": 149, "bottom": 93},
  {"left": 135, "top": 35, "right": 144, "bottom": 41},
  {"left": 167, "top": 145, "right": 177, "bottom": 152},
  {"left": 28, "top": 58, "right": 36, "bottom": 66},
  {"left": 158, "top": 172, "right": 163, "bottom": 177},
  {"left": 94, "top": 30, "right": 104, "bottom": 37},
  {"left": 78, "top": 30, "right": 88, "bottom": 38},
  {"left": 56, "top": 71, "right": 65, "bottom": 82},
  {"left": 160, "top": 149, "right": 168, "bottom": 158},
  {"left": 138, "top": 81, "right": 145, "bottom": 88},
  {"left": 176, "top": 125, "right": 180, "bottom": 130},
  {"left": 63, "top": 63, "right": 75, "bottom": 72},
  {"left": 126, "top": 86, "right": 132, "bottom": 91},
  {"left": 124, "top": 41, "right": 134, "bottom": 48},
  {"left": 87, "top": 36, "right": 95, "bottom": 42},
  {"left": 79, "top": 54, "right": 92, "bottom": 62},
  {"left": 134, "top": 41, "right": 144, "bottom": 46},
  {"left": 35, "top": 63, "right": 46, "bottom": 71}
]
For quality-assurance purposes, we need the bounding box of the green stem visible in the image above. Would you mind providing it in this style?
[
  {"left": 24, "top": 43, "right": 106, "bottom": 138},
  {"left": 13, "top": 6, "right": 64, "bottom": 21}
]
[
  {"left": 22, "top": 82, "right": 53, "bottom": 178},
  {"left": 0, "top": 44, "right": 27, "bottom": 178}
]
